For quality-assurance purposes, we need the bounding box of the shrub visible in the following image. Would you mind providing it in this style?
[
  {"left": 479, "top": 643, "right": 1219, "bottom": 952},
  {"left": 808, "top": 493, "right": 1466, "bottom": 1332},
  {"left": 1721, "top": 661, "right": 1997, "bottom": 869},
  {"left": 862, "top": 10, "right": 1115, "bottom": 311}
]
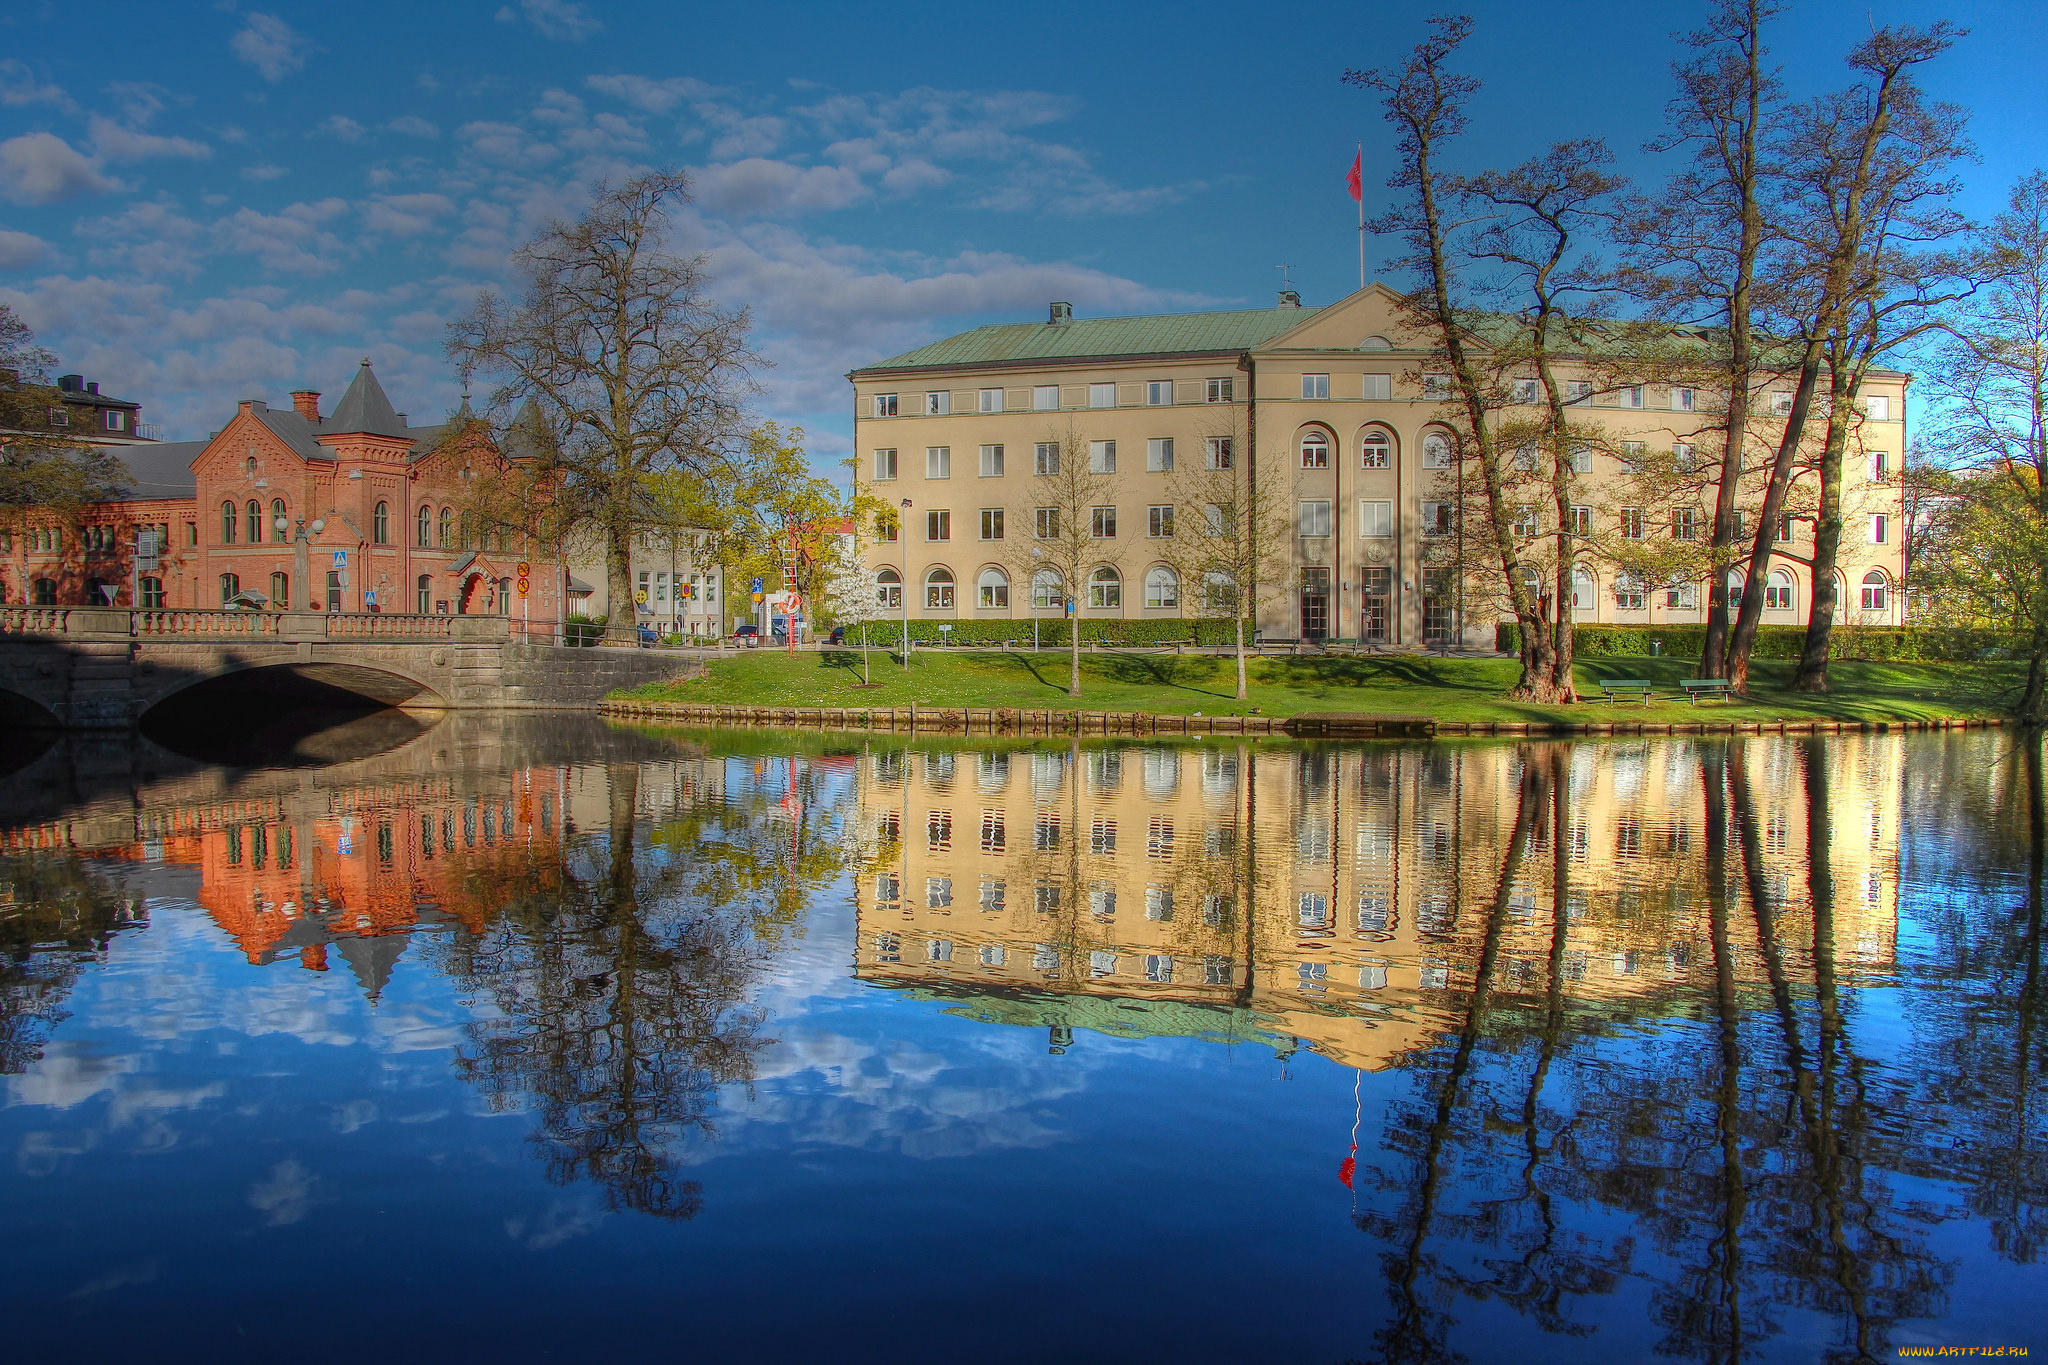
[
  {"left": 564, "top": 613, "right": 605, "bottom": 647},
  {"left": 1494, "top": 621, "right": 2023, "bottom": 662},
  {"left": 842, "top": 617, "right": 1242, "bottom": 648}
]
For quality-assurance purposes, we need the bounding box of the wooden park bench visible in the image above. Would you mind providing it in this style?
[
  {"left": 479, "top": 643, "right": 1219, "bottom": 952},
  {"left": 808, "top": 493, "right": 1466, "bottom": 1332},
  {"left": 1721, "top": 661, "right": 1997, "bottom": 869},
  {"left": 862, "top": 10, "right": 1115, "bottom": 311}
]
[
  {"left": 1597, "top": 678, "right": 1657, "bottom": 706},
  {"left": 1680, "top": 678, "right": 1735, "bottom": 705}
]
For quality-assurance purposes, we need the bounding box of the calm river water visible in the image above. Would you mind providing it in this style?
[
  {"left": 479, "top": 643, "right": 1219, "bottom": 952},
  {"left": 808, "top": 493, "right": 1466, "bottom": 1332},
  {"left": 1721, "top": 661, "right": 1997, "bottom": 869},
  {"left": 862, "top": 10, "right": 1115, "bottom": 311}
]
[{"left": 1, "top": 712, "right": 2041, "bottom": 1363}]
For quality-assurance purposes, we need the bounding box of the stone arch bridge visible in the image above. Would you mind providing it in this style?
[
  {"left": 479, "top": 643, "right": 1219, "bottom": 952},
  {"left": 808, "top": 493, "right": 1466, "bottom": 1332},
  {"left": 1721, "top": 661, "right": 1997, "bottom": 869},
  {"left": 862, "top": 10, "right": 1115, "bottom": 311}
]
[{"left": 0, "top": 607, "right": 695, "bottom": 728}]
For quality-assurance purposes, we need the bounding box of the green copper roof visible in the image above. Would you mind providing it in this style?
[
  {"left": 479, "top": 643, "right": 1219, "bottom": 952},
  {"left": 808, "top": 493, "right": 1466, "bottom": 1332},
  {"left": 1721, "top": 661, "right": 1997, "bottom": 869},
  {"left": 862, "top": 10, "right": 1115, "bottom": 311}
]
[{"left": 854, "top": 305, "right": 1324, "bottom": 375}]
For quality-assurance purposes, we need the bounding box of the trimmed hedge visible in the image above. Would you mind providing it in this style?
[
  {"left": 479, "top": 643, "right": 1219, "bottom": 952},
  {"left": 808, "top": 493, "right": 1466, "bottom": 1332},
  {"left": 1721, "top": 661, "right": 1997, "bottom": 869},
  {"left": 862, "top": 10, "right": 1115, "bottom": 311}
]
[
  {"left": 1494, "top": 621, "right": 2024, "bottom": 662},
  {"left": 842, "top": 617, "right": 1244, "bottom": 648}
]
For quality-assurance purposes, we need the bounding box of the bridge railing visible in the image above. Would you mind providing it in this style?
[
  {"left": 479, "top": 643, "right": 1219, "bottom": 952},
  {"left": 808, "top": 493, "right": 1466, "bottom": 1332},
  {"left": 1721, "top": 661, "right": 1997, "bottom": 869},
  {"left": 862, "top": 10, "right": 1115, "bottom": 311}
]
[{"left": 0, "top": 608, "right": 511, "bottom": 642}]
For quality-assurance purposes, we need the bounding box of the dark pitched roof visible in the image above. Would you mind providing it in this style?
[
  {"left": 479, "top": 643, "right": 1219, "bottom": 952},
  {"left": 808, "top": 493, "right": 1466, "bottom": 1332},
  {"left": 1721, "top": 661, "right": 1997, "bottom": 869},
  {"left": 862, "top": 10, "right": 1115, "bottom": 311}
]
[
  {"left": 101, "top": 441, "right": 204, "bottom": 502},
  {"left": 852, "top": 305, "right": 1322, "bottom": 375},
  {"left": 252, "top": 405, "right": 330, "bottom": 461},
  {"left": 325, "top": 360, "right": 410, "bottom": 438}
]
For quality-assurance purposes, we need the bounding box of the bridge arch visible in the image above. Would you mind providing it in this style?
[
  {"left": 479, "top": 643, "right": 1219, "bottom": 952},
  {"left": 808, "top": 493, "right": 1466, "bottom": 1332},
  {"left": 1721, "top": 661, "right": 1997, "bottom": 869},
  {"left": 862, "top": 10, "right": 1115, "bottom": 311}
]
[{"left": 136, "top": 660, "right": 450, "bottom": 721}]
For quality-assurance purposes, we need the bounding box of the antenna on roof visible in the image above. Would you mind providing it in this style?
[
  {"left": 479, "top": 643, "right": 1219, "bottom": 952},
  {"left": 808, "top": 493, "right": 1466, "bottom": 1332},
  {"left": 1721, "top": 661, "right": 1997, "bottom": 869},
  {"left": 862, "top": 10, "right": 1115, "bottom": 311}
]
[{"left": 1276, "top": 263, "right": 1294, "bottom": 290}]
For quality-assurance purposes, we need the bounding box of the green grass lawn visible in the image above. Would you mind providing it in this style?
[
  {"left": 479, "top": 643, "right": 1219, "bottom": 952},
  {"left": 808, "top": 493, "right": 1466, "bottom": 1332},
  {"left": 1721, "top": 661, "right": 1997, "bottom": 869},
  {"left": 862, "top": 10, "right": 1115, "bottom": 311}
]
[{"left": 614, "top": 646, "right": 2020, "bottom": 725}]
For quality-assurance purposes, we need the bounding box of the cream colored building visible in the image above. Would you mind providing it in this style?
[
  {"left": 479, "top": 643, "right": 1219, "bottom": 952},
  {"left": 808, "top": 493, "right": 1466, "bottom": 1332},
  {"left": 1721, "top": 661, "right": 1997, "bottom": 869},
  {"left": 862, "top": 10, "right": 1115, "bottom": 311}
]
[
  {"left": 564, "top": 526, "right": 727, "bottom": 637},
  {"left": 848, "top": 286, "right": 1909, "bottom": 646},
  {"left": 848, "top": 735, "right": 1904, "bottom": 1072}
]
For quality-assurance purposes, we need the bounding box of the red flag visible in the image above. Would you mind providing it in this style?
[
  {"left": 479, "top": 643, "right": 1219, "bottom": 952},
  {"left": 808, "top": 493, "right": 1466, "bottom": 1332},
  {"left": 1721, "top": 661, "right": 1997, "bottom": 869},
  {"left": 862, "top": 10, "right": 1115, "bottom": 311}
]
[
  {"left": 1346, "top": 150, "right": 1363, "bottom": 203},
  {"left": 1338, "top": 1154, "right": 1357, "bottom": 1190}
]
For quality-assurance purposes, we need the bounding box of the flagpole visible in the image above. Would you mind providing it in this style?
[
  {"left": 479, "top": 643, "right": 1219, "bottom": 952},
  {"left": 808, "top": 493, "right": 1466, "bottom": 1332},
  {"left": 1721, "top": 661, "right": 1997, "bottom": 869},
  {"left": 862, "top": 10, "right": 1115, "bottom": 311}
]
[{"left": 1356, "top": 140, "right": 1365, "bottom": 290}]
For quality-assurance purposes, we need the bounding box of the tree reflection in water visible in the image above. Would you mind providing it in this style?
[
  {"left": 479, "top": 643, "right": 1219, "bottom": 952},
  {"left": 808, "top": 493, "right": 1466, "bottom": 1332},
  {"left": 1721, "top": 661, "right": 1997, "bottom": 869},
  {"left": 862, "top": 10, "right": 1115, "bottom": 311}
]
[
  {"left": 1349, "top": 734, "right": 2048, "bottom": 1364},
  {"left": 445, "top": 762, "right": 776, "bottom": 1220},
  {"left": 0, "top": 852, "right": 144, "bottom": 1075}
]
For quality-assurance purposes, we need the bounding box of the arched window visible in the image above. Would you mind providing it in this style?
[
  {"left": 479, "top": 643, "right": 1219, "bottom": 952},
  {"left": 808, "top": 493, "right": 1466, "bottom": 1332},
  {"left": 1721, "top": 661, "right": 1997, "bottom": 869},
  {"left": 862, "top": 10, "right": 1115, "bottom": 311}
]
[
  {"left": 1144, "top": 566, "right": 1179, "bottom": 609},
  {"left": 1299, "top": 431, "right": 1331, "bottom": 470},
  {"left": 1204, "top": 571, "right": 1238, "bottom": 612},
  {"left": 1570, "top": 565, "right": 1597, "bottom": 614},
  {"left": 373, "top": 501, "right": 390, "bottom": 544},
  {"left": 1422, "top": 432, "right": 1453, "bottom": 470},
  {"left": 1860, "top": 570, "right": 1889, "bottom": 612},
  {"left": 875, "top": 568, "right": 902, "bottom": 609},
  {"left": 270, "top": 498, "right": 287, "bottom": 542},
  {"left": 221, "top": 500, "right": 237, "bottom": 544},
  {"left": 438, "top": 507, "right": 453, "bottom": 549},
  {"left": 32, "top": 578, "right": 56, "bottom": 606},
  {"left": 416, "top": 505, "right": 432, "bottom": 548},
  {"left": 219, "top": 572, "right": 240, "bottom": 606},
  {"left": 1726, "top": 568, "right": 1746, "bottom": 609},
  {"left": 924, "top": 567, "right": 955, "bottom": 609},
  {"left": 1360, "top": 429, "right": 1392, "bottom": 470},
  {"left": 977, "top": 567, "right": 1009, "bottom": 609},
  {"left": 1088, "top": 566, "right": 1122, "bottom": 609},
  {"left": 1031, "top": 569, "right": 1065, "bottom": 610},
  {"left": 416, "top": 574, "right": 432, "bottom": 615},
  {"left": 1613, "top": 571, "right": 1645, "bottom": 612},
  {"left": 1766, "top": 570, "right": 1796, "bottom": 612},
  {"left": 270, "top": 571, "right": 289, "bottom": 608},
  {"left": 245, "top": 500, "right": 261, "bottom": 544}
]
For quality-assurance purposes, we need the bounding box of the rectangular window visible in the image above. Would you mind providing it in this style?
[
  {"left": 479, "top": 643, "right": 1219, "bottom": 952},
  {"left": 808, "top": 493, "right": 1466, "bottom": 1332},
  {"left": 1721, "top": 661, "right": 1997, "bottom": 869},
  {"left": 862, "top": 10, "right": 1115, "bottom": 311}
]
[
  {"left": 1089, "top": 440, "right": 1115, "bottom": 474},
  {"left": 926, "top": 446, "right": 951, "bottom": 479},
  {"left": 873, "top": 448, "right": 897, "bottom": 480},
  {"left": 876, "top": 514, "right": 899, "bottom": 543},
  {"left": 1146, "top": 437, "right": 1174, "bottom": 472},
  {"left": 1422, "top": 501, "right": 1453, "bottom": 536},
  {"left": 1360, "top": 435, "right": 1390, "bottom": 469},
  {"left": 1359, "top": 500, "right": 1392, "bottom": 538},
  {"left": 1512, "top": 378, "right": 1538, "bottom": 405},
  {"left": 638, "top": 570, "right": 650, "bottom": 604},
  {"left": 1667, "top": 583, "right": 1697, "bottom": 609},
  {"left": 873, "top": 394, "right": 898, "bottom": 418},
  {"left": 926, "top": 510, "right": 951, "bottom": 541},
  {"left": 978, "top": 388, "right": 1004, "bottom": 414},
  {"left": 1565, "top": 381, "right": 1592, "bottom": 404},
  {"left": 1614, "top": 573, "right": 1646, "bottom": 611},
  {"left": 1205, "top": 377, "right": 1234, "bottom": 403},
  {"left": 1619, "top": 384, "right": 1644, "bottom": 409},
  {"left": 1034, "top": 442, "right": 1059, "bottom": 475},
  {"left": 106, "top": 410, "right": 126, "bottom": 431},
  {"left": 980, "top": 508, "right": 1004, "bottom": 541},
  {"left": 1673, "top": 442, "right": 1694, "bottom": 472},
  {"left": 1148, "top": 505, "right": 1174, "bottom": 538},
  {"left": 1205, "top": 437, "right": 1233, "bottom": 470},
  {"left": 1674, "top": 386, "right": 1696, "bottom": 411},
  {"left": 1035, "top": 508, "right": 1058, "bottom": 539},
  {"left": 1770, "top": 391, "right": 1794, "bottom": 416},
  {"left": 1620, "top": 508, "right": 1644, "bottom": 540},
  {"left": 1871, "top": 514, "right": 1888, "bottom": 544},
  {"left": 979, "top": 444, "right": 1004, "bottom": 477},
  {"left": 1091, "top": 818, "right": 1117, "bottom": 855},
  {"left": 925, "top": 390, "right": 951, "bottom": 415},
  {"left": 1088, "top": 382, "right": 1116, "bottom": 408},
  {"left": 1090, "top": 506, "right": 1117, "bottom": 538},
  {"left": 1775, "top": 513, "right": 1794, "bottom": 543},
  {"left": 1422, "top": 439, "right": 1452, "bottom": 470},
  {"left": 1301, "top": 373, "right": 1330, "bottom": 400},
  {"left": 655, "top": 571, "right": 669, "bottom": 603},
  {"left": 1203, "top": 504, "right": 1231, "bottom": 539},
  {"left": 1865, "top": 394, "right": 1891, "bottom": 421},
  {"left": 1514, "top": 444, "right": 1536, "bottom": 472},
  {"left": 1672, "top": 508, "right": 1699, "bottom": 540},
  {"left": 1032, "top": 385, "right": 1059, "bottom": 411},
  {"left": 1361, "top": 373, "right": 1391, "bottom": 401},
  {"left": 1510, "top": 505, "right": 1538, "bottom": 537},
  {"left": 1620, "top": 440, "right": 1647, "bottom": 469},
  {"left": 1299, "top": 500, "right": 1332, "bottom": 537},
  {"left": 1146, "top": 380, "right": 1174, "bottom": 406},
  {"left": 1869, "top": 450, "right": 1890, "bottom": 481},
  {"left": 1766, "top": 577, "right": 1793, "bottom": 610},
  {"left": 1569, "top": 505, "right": 1592, "bottom": 538}
]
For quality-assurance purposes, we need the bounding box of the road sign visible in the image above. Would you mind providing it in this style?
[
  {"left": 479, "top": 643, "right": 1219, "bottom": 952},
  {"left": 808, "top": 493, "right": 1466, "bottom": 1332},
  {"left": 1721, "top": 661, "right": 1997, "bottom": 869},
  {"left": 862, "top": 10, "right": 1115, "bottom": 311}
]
[
  {"left": 635, "top": 589, "right": 649, "bottom": 605},
  {"left": 517, "top": 560, "right": 531, "bottom": 576},
  {"left": 332, "top": 551, "right": 347, "bottom": 567},
  {"left": 750, "top": 577, "right": 763, "bottom": 593},
  {"left": 516, "top": 575, "right": 530, "bottom": 597}
]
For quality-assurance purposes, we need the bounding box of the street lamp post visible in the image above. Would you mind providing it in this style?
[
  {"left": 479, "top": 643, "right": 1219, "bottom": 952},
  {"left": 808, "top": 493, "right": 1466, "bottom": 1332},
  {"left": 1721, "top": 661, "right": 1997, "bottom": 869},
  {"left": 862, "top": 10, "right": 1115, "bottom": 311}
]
[
  {"left": 899, "top": 497, "right": 912, "bottom": 668},
  {"left": 277, "top": 514, "right": 325, "bottom": 611}
]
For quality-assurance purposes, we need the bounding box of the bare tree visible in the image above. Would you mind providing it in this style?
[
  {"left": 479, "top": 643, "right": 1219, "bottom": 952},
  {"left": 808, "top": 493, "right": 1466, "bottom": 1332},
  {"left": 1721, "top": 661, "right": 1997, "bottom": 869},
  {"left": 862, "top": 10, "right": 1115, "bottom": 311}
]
[
  {"left": 1164, "top": 404, "right": 1295, "bottom": 701},
  {"left": 448, "top": 171, "right": 756, "bottom": 644},
  {"left": 1346, "top": 17, "right": 1559, "bottom": 700},
  {"left": 1006, "top": 421, "right": 1124, "bottom": 698},
  {"left": 0, "top": 304, "right": 127, "bottom": 535}
]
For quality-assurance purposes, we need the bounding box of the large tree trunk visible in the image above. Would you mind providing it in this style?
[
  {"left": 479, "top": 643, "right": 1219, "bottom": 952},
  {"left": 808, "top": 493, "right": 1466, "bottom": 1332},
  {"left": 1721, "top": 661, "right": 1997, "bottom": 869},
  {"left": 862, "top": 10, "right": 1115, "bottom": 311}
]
[
  {"left": 1726, "top": 344, "right": 1824, "bottom": 689},
  {"left": 604, "top": 499, "right": 637, "bottom": 644},
  {"left": 1793, "top": 377, "right": 1854, "bottom": 692},
  {"left": 1234, "top": 613, "right": 1248, "bottom": 701}
]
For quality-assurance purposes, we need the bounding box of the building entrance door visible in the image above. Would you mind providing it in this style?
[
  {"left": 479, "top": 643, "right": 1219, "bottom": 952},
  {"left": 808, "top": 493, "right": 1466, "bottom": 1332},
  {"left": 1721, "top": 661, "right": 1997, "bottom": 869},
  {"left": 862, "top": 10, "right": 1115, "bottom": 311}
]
[
  {"left": 1359, "top": 568, "right": 1391, "bottom": 643},
  {"left": 1422, "top": 568, "right": 1454, "bottom": 649},
  {"left": 1299, "top": 568, "right": 1331, "bottom": 642}
]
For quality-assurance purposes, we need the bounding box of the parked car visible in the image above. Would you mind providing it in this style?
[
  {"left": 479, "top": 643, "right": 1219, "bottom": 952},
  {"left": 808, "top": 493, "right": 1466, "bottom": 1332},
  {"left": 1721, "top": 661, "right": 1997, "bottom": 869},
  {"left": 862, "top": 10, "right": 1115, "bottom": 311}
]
[
  {"left": 636, "top": 624, "right": 659, "bottom": 646},
  {"left": 732, "top": 624, "right": 761, "bottom": 645},
  {"left": 827, "top": 625, "right": 845, "bottom": 645}
]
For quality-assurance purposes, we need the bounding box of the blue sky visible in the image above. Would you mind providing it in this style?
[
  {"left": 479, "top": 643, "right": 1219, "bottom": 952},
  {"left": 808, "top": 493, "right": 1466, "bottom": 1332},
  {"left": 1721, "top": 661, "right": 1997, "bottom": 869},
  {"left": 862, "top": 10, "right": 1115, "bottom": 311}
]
[{"left": 0, "top": 0, "right": 2041, "bottom": 463}]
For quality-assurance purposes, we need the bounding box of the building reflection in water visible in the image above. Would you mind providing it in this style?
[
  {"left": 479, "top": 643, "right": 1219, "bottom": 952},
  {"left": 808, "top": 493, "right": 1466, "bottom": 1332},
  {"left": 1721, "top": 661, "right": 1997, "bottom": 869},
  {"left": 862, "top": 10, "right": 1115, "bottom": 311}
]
[{"left": 2, "top": 717, "right": 2041, "bottom": 1359}]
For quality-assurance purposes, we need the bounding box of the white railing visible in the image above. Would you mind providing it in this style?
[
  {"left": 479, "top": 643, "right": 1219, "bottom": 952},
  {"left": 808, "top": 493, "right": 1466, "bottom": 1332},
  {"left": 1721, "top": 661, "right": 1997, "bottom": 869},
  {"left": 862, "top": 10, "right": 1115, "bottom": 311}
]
[
  {"left": 134, "top": 609, "right": 281, "bottom": 637},
  {"left": 0, "top": 606, "right": 70, "bottom": 635}
]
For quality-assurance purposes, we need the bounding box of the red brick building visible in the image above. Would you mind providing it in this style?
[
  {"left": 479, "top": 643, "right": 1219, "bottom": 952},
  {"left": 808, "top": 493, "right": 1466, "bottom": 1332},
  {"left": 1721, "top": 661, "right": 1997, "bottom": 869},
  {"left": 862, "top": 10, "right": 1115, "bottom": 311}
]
[{"left": 1, "top": 360, "right": 567, "bottom": 628}]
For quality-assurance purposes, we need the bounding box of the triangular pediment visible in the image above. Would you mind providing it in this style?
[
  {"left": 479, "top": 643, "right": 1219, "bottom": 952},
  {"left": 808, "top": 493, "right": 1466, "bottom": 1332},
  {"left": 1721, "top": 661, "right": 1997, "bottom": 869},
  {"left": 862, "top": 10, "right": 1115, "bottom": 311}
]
[{"left": 1257, "top": 282, "right": 1430, "bottom": 354}]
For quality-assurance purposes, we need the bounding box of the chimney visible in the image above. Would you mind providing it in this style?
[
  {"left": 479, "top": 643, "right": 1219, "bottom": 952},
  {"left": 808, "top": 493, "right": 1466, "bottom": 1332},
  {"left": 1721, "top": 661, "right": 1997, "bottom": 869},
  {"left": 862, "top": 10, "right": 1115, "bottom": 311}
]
[
  {"left": 86, "top": 381, "right": 99, "bottom": 394},
  {"left": 1278, "top": 289, "right": 1302, "bottom": 308},
  {"left": 291, "top": 390, "right": 321, "bottom": 421},
  {"left": 58, "top": 374, "right": 82, "bottom": 392},
  {"left": 1048, "top": 301, "right": 1073, "bottom": 325}
]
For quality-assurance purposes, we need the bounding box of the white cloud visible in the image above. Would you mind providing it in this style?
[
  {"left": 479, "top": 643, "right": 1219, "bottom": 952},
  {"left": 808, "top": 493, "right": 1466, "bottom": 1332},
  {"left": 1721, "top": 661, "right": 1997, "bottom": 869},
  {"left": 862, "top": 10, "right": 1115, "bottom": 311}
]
[
  {"left": 585, "top": 73, "right": 717, "bottom": 115},
  {"left": 232, "top": 13, "right": 312, "bottom": 83},
  {"left": 0, "top": 59, "right": 71, "bottom": 110},
  {"left": 494, "top": 0, "right": 603, "bottom": 41},
  {"left": 0, "top": 132, "right": 119, "bottom": 205},
  {"left": 692, "top": 159, "right": 868, "bottom": 218},
  {"left": 213, "top": 197, "right": 352, "bottom": 274},
  {"left": 242, "top": 163, "right": 289, "bottom": 182},
  {"left": 247, "top": 1158, "right": 317, "bottom": 1226},
  {"left": 89, "top": 117, "right": 211, "bottom": 164},
  {"left": 387, "top": 116, "right": 440, "bottom": 139},
  {"left": 0, "top": 229, "right": 50, "bottom": 269},
  {"left": 362, "top": 192, "right": 456, "bottom": 237},
  {"left": 456, "top": 121, "right": 561, "bottom": 169},
  {"left": 317, "top": 115, "right": 366, "bottom": 143}
]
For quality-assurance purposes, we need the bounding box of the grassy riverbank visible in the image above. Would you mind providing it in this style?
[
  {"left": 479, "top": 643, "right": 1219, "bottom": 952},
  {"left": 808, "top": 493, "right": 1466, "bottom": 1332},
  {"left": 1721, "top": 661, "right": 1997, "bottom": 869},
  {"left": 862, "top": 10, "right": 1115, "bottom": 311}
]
[{"left": 614, "top": 648, "right": 2019, "bottom": 726}]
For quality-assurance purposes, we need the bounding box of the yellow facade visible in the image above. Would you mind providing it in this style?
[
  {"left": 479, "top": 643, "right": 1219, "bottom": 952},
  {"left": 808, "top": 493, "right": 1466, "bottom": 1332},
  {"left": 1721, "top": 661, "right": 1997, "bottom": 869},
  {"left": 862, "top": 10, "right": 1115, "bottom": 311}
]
[{"left": 850, "top": 285, "right": 1909, "bottom": 645}]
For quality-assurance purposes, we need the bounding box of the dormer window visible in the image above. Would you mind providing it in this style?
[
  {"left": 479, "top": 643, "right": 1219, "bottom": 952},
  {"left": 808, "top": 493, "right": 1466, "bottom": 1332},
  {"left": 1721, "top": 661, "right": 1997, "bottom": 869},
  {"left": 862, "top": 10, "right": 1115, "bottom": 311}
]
[{"left": 105, "top": 410, "right": 127, "bottom": 431}]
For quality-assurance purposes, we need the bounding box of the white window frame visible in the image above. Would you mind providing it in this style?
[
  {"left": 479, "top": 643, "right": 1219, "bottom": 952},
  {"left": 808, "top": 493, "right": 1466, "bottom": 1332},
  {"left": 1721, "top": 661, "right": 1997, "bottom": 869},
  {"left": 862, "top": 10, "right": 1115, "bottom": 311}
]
[
  {"left": 873, "top": 448, "right": 898, "bottom": 480},
  {"left": 872, "top": 393, "right": 898, "bottom": 418},
  {"left": 1090, "top": 506, "right": 1117, "bottom": 539},
  {"left": 1032, "top": 385, "right": 1059, "bottom": 411},
  {"left": 1205, "top": 377, "right": 1234, "bottom": 403},
  {"left": 1421, "top": 433, "right": 1452, "bottom": 470},
  {"left": 1674, "top": 386, "right": 1696, "bottom": 412},
  {"left": 979, "top": 444, "right": 1004, "bottom": 477},
  {"left": 1421, "top": 500, "right": 1452, "bottom": 536},
  {"left": 925, "top": 390, "right": 951, "bottom": 415},
  {"left": 1146, "top": 437, "right": 1174, "bottom": 472},
  {"left": 1360, "top": 433, "right": 1391, "bottom": 469},
  {"left": 1144, "top": 566, "right": 1179, "bottom": 609},
  {"left": 1088, "top": 569, "right": 1121, "bottom": 610},
  {"left": 1205, "top": 437, "right": 1233, "bottom": 470},
  {"left": 926, "top": 446, "right": 951, "bottom": 479},
  {"left": 978, "top": 388, "right": 1004, "bottom": 414},
  {"left": 1145, "top": 380, "right": 1174, "bottom": 406},
  {"left": 1147, "top": 505, "right": 1174, "bottom": 538},
  {"left": 1088, "top": 382, "right": 1116, "bottom": 409},
  {"left": 1299, "top": 500, "right": 1332, "bottom": 537},
  {"left": 1301, "top": 373, "right": 1330, "bottom": 400},
  {"left": 1511, "top": 378, "right": 1538, "bottom": 405},
  {"left": 1870, "top": 513, "right": 1888, "bottom": 544},
  {"left": 1359, "top": 499, "right": 1393, "bottom": 538},
  {"left": 1089, "top": 440, "right": 1116, "bottom": 474},
  {"left": 1034, "top": 442, "right": 1058, "bottom": 475},
  {"left": 925, "top": 510, "right": 951, "bottom": 541},
  {"left": 1361, "top": 373, "right": 1391, "bottom": 401},
  {"left": 979, "top": 508, "right": 1004, "bottom": 541}
]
